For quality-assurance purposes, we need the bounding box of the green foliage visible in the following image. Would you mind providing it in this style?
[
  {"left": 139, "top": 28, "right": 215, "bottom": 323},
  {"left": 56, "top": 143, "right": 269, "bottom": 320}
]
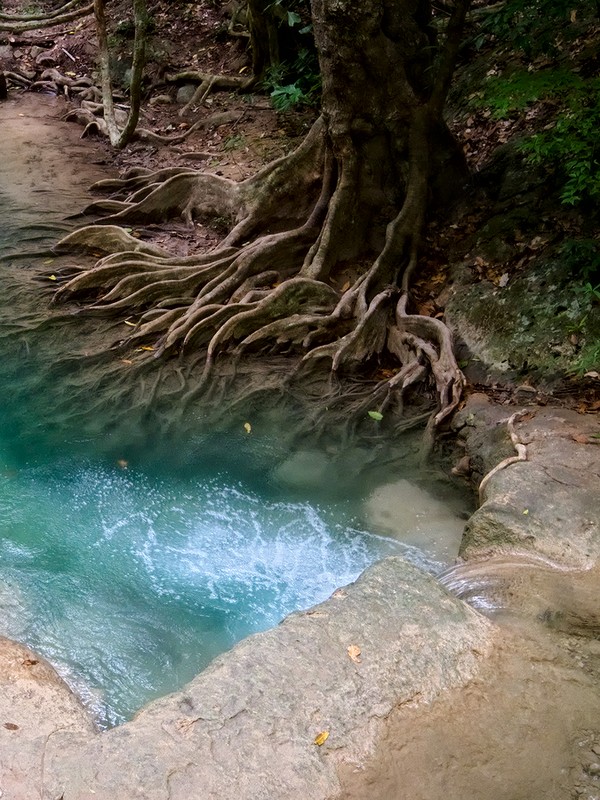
[
  {"left": 223, "top": 133, "right": 246, "bottom": 151},
  {"left": 558, "top": 239, "right": 600, "bottom": 375},
  {"left": 480, "top": 0, "right": 595, "bottom": 57},
  {"left": 266, "top": 0, "right": 311, "bottom": 32},
  {"left": 260, "top": 48, "right": 320, "bottom": 111},
  {"left": 475, "top": 66, "right": 600, "bottom": 207},
  {"left": 521, "top": 78, "right": 600, "bottom": 206},
  {"left": 572, "top": 340, "right": 600, "bottom": 375},
  {"left": 559, "top": 239, "right": 600, "bottom": 284},
  {"left": 476, "top": 67, "right": 581, "bottom": 119}
]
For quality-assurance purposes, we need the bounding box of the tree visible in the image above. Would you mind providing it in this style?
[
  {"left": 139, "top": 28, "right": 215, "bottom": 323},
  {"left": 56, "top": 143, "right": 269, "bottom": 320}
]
[
  {"left": 94, "top": 0, "right": 148, "bottom": 147},
  {"left": 56, "top": 0, "right": 472, "bottom": 438}
]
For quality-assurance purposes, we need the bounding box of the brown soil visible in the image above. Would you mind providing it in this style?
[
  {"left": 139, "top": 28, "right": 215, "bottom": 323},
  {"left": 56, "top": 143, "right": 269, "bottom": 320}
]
[{"left": 1, "top": 0, "right": 316, "bottom": 255}]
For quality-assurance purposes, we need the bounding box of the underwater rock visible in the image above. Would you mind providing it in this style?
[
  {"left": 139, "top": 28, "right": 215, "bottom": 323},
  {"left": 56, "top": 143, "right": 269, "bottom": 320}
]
[{"left": 365, "top": 479, "right": 466, "bottom": 564}]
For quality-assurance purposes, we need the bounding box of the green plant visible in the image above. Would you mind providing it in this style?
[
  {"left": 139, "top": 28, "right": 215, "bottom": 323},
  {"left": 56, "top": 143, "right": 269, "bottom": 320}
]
[
  {"left": 521, "top": 78, "right": 600, "bottom": 206},
  {"left": 476, "top": 67, "right": 581, "bottom": 119},
  {"left": 571, "top": 340, "right": 600, "bottom": 376},
  {"left": 223, "top": 133, "right": 246, "bottom": 151},
  {"left": 560, "top": 239, "right": 600, "bottom": 283},
  {"left": 479, "top": 0, "right": 595, "bottom": 57},
  {"left": 260, "top": 48, "right": 321, "bottom": 111}
]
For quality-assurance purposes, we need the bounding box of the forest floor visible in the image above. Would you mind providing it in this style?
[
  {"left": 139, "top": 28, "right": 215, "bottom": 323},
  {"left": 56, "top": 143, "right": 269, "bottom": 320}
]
[{"left": 1, "top": 0, "right": 599, "bottom": 418}]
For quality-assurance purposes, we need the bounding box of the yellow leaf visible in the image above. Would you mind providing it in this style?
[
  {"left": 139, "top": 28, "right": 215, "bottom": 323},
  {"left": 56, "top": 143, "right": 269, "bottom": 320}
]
[
  {"left": 48, "top": 274, "right": 57, "bottom": 281},
  {"left": 43, "top": 259, "right": 54, "bottom": 265},
  {"left": 137, "top": 346, "right": 155, "bottom": 352},
  {"left": 314, "top": 731, "right": 329, "bottom": 746},
  {"left": 239, "top": 66, "right": 249, "bottom": 73},
  {"left": 347, "top": 645, "right": 362, "bottom": 663},
  {"left": 123, "top": 320, "right": 137, "bottom": 327},
  {"left": 523, "top": 509, "right": 529, "bottom": 515},
  {"left": 244, "top": 422, "right": 252, "bottom": 434}
]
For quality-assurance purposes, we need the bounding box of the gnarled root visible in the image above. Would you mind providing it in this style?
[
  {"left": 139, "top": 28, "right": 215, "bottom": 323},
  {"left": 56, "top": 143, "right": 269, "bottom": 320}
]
[{"left": 55, "top": 115, "right": 465, "bottom": 441}]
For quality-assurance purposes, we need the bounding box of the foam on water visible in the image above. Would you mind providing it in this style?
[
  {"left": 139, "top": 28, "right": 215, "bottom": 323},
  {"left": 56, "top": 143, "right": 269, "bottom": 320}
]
[{"left": 0, "top": 452, "right": 410, "bottom": 727}]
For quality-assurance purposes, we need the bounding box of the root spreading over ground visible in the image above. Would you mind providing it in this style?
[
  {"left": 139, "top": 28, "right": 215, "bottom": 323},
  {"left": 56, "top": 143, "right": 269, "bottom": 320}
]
[{"left": 52, "top": 113, "right": 465, "bottom": 439}]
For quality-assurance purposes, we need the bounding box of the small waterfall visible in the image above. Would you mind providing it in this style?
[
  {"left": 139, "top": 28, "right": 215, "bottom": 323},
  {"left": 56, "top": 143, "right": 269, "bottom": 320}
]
[{"left": 439, "top": 554, "right": 600, "bottom": 637}]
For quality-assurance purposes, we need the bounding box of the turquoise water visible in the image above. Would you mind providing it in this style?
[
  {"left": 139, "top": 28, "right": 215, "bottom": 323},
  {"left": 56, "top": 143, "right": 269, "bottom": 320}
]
[
  {"left": 0, "top": 448, "right": 405, "bottom": 727},
  {"left": 0, "top": 97, "right": 422, "bottom": 728}
]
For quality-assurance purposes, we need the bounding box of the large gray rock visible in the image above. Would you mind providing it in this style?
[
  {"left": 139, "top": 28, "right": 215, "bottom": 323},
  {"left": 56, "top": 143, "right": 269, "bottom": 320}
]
[
  {"left": 38, "top": 558, "right": 491, "bottom": 799},
  {"left": 454, "top": 394, "right": 600, "bottom": 566}
]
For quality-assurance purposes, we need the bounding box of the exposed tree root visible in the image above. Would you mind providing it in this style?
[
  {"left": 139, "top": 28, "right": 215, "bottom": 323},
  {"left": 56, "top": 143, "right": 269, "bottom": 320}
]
[
  {"left": 55, "top": 141, "right": 465, "bottom": 440},
  {"left": 0, "top": 1, "right": 92, "bottom": 32},
  {"left": 478, "top": 410, "right": 529, "bottom": 502}
]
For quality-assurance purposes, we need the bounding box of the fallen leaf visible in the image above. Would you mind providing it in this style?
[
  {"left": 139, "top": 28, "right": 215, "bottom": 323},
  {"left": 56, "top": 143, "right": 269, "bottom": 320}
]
[
  {"left": 244, "top": 422, "right": 252, "bottom": 434},
  {"left": 123, "top": 320, "right": 137, "bottom": 327},
  {"left": 117, "top": 459, "right": 128, "bottom": 469},
  {"left": 48, "top": 274, "right": 57, "bottom": 281},
  {"left": 522, "top": 509, "right": 529, "bottom": 515},
  {"left": 3, "top": 722, "right": 19, "bottom": 731},
  {"left": 314, "top": 731, "right": 329, "bottom": 746},
  {"left": 368, "top": 410, "right": 383, "bottom": 421},
  {"left": 572, "top": 433, "right": 590, "bottom": 444},
  {"left": 22, "top": 658, "right": 38, "bottom": 666},
  {"left": 340, "top": 280, "right": 351, "bottom": 292},
  {"left": 43, "top": 259, "right": 54, "bottom": 265},
  {"left": 137, "top": 346, "right": 155, "bottom": 352},
  {"left": 120, "top": 359, "right": 133, "bottom": 365},
  {"left": 347, "top": 645, "right": 362, "bottom": 663}
]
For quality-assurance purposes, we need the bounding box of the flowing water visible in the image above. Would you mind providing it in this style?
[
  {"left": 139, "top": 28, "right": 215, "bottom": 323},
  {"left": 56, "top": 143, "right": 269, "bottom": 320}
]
[{"left": 0, "top": 96, "right": 468, "bottom": 728}]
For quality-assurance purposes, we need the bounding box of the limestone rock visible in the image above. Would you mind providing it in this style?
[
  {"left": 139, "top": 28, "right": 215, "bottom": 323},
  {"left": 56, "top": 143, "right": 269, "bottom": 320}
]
[
  {"left": 43, "top": 558, "right": 492, "bottom": 799},
  {"left": 0, "top": 637, "right": 94, "bottom": 799},
  {"left": 176, "top": 84, "right": 198, "bottom": 105},
  {"left": 455, "top": 395, "right": 600, "bottom": 566}
]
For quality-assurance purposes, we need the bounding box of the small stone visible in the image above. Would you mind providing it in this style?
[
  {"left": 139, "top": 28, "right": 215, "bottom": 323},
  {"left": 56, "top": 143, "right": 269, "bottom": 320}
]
[
  {"left": 586, "top": 763, "right": 600, "bottom": 777},
  {"left": 176, "top": 84, "right": 197, "bottom": 105},
  {"left": 149, "top": 94, "right": 172, "bottom": 106}
]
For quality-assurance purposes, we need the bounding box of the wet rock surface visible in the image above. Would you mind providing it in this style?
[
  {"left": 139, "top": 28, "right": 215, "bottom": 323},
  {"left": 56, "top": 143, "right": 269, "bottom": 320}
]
[{"left": 454, "top": 393, "right": 600, "bottom": 566}]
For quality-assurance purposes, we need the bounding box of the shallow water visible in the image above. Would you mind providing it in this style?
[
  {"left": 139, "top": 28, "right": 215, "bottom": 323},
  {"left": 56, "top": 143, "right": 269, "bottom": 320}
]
[{"left": 0, "top": 96, "right": 468, "bottom": 727}]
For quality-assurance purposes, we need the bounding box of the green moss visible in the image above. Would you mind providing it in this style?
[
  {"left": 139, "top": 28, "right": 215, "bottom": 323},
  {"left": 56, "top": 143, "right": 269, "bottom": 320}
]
[{"left": 448, "top": 258, "right": 600, "bottom": 379}]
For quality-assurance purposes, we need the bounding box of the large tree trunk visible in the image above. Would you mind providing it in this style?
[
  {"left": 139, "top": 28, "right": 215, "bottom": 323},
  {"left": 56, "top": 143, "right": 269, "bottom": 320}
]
[{"left": 305, "top": 0, "right": 468, "bottom": 280}]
